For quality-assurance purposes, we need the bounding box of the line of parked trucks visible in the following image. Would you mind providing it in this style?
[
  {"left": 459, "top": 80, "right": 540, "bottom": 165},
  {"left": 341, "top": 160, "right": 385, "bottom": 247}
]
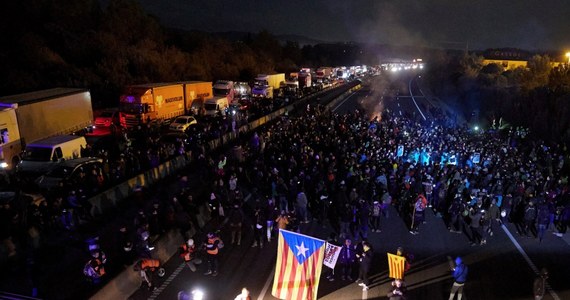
[
  {"left": 117, "top": 67, "right": 348, "bottom": 129},
  {"left": 0, "top": 65, "right": 367, "bottom": 178},
  {"left": 0, "top": 88, "right": 93, "bottom": 174}
]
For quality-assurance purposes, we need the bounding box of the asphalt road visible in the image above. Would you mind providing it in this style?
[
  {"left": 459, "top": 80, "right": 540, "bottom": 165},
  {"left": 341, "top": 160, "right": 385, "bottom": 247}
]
[{"left": 129, "top": 74, "right": 570, "bottom": 300}]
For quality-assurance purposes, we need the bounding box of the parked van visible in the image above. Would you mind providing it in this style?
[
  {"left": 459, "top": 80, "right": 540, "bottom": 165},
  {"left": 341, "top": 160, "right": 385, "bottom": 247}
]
[
  {"left": 204, "top": 96, "right": 229, "bottom": 117},
  {"left": 16, "top": 135, "right": 87, "bottom": 179}
]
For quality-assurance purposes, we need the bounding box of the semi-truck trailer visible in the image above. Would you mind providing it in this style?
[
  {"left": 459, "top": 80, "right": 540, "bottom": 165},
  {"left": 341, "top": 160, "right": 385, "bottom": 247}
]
[
  {"left": 0, "top": 88, "right": 93, "bottom": 170},
  {"left": 251, "top": 73, "right": 285, "bottom": 100},
  {"left": 119, "top": 81, "right": 212, "bottom": 128}
]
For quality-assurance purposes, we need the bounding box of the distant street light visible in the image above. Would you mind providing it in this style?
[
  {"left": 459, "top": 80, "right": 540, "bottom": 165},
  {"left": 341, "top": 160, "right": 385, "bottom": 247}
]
[{"left": 566, "top": 52, "right": 570, "bottom": 64}]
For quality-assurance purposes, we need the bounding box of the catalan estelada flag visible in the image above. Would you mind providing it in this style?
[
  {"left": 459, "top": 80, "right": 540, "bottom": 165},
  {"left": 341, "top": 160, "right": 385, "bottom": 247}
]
[
  {"left": 272, "top": 229, "right": 326, "bottom": 300},
  {"left": 387, "top": 253, "right": 406, "bottom": 280}
]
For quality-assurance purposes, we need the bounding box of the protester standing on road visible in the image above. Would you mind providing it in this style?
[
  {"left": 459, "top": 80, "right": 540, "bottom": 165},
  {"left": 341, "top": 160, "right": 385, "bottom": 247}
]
[
  {"left": 523, "top": 200, "right": 538, "bottom": 238},
  {"left": 204, "top": 232, "right": 223, "bottom": 276},
  {"left": 537, "top": 200, "right": 551, "bottom": 243},
  {"left": 275, "top": 210, "right": 289, "bottom": 230},
  {"left": 356, "top": 241, "right": 373, "bottom": 291},
  {"left": 338, "top": 238, "right": 356, "bottom": 281},
  {"left": 265, "top": 198, "right": 279, "bottom": 242},
  {"left": 448, "top": 196, "right": 463, "bottom": 233},
  {"left": 226, "top": 203, "right": 245, "bottom": 246},
  {"left": 370, "top": 200, "right": 382, "bottom": 232},
  {"left": 448, "top": 256, "right": 468, "bottom": 300},
  {"left": 484, "top": 198, "right": 501, "bottom": 238},
  {"left": 251, "top": 206, "right": 264, "bottom": 248},
  {"left": 296, "top": 190, "right": 309, "bottom": 223},
  {"left": 410, "top": 194, "right": 427, "bottom": 235},
  {"left": 469, "top": 205, "right": 484, "bottom": 245}
]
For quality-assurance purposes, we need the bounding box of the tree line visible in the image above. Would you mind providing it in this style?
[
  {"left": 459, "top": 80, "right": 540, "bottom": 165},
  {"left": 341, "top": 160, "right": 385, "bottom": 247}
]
[
  {"left": 0, "top": 0, "right": 371, "bottom": 107},
  {"left": 425, "top": 51, "right": 570, "bottom": 143},
  {"left": 1, "top": 0, "right": 570, "bottom": 143}
]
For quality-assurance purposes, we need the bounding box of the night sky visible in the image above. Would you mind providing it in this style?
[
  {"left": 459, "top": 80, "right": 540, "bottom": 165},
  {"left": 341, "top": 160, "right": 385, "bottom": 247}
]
[{"left": 135, "top": 0, "right": 570, "bottom": 51}]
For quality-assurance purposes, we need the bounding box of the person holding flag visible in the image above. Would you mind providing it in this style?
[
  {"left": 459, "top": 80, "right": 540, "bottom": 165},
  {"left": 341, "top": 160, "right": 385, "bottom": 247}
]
[
  {"left": 272, "top": 229, "right": 326, "bottom": 300},
  {"left": 387, "top": 248, "right": 408, "bottom": 282}
]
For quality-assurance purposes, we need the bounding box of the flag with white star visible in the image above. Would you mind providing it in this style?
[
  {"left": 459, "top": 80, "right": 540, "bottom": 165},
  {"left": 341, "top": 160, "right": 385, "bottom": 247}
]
[{"left": 272, "top": 229, "right": 326, "bottom": 300}]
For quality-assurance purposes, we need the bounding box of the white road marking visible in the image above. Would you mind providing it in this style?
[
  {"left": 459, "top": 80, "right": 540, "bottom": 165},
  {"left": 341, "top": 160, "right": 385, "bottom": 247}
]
[
  {"left": 408, "top": 78, "right": 426, "bottom": 120},
  {"left": 148, "top": 263, "right": 185, "bottom": 300},
  {"left": 501, "top": 224, "right": 560, "bottom": 300},
  {"left": 332, "top": 91, "right": 360, "bottom": 113},
  {"left": 258, "top": 268, "right": 275, "bottom": 300}
]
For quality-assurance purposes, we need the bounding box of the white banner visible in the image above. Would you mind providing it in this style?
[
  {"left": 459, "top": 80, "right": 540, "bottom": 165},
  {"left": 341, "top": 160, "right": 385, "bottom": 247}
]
[{"left": 322, "top": 242, "right": 342, "bottom": 269}]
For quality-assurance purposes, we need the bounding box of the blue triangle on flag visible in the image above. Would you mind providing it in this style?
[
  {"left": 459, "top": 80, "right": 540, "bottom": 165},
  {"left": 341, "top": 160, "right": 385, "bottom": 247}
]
[{"left": 281, "top": 230, "right": 325, "bottom": 265}]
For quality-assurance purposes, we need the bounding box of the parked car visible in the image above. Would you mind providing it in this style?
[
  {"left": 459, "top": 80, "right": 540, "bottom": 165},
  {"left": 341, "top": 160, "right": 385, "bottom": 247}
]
[
  {"left": 169, "top": 115, "right": 198, "bottom": 132},
  {"left": 34, "top": 157, "right": 103, "bottom": 191},
  {"left": 94, "top": 108, "right": 120, "bottom": 127}
]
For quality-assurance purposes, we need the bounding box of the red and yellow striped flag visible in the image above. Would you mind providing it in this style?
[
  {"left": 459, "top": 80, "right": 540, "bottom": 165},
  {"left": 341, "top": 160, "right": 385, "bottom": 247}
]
[
  {"left": 387, "top": 253, "right": 406, "bottom": 280},
  {"left": 272, "top": 229, "right": 326, "bottom": 300}
]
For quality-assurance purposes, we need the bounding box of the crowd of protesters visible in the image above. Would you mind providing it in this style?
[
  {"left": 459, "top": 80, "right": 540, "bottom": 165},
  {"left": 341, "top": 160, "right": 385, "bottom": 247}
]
[
  {"left": 3, "top": 89, "right": 570, "bottom": 297},
  {"left": 214, "top": 103, "right": 570, "bottom": 251},
  {"left": 0, "top": 113, "right": 242, "bottom": 296}
]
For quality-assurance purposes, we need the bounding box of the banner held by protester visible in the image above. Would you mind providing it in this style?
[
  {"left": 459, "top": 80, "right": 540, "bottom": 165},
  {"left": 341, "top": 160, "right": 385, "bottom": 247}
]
[{"left": 323, "top": 242, "right": 342, "bottom": 269}]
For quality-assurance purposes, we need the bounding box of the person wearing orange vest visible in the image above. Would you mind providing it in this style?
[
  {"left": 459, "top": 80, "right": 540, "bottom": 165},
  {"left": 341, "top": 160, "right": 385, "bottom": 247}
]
[
  {"left": 179, "top": 239, "right": 202, "bottom": 272},
  {"left": 203, "top": 232, "right": 223, "bottom": 276},
  {"left": 134, "top": 258, "right": 164, "bottom": 291}
]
